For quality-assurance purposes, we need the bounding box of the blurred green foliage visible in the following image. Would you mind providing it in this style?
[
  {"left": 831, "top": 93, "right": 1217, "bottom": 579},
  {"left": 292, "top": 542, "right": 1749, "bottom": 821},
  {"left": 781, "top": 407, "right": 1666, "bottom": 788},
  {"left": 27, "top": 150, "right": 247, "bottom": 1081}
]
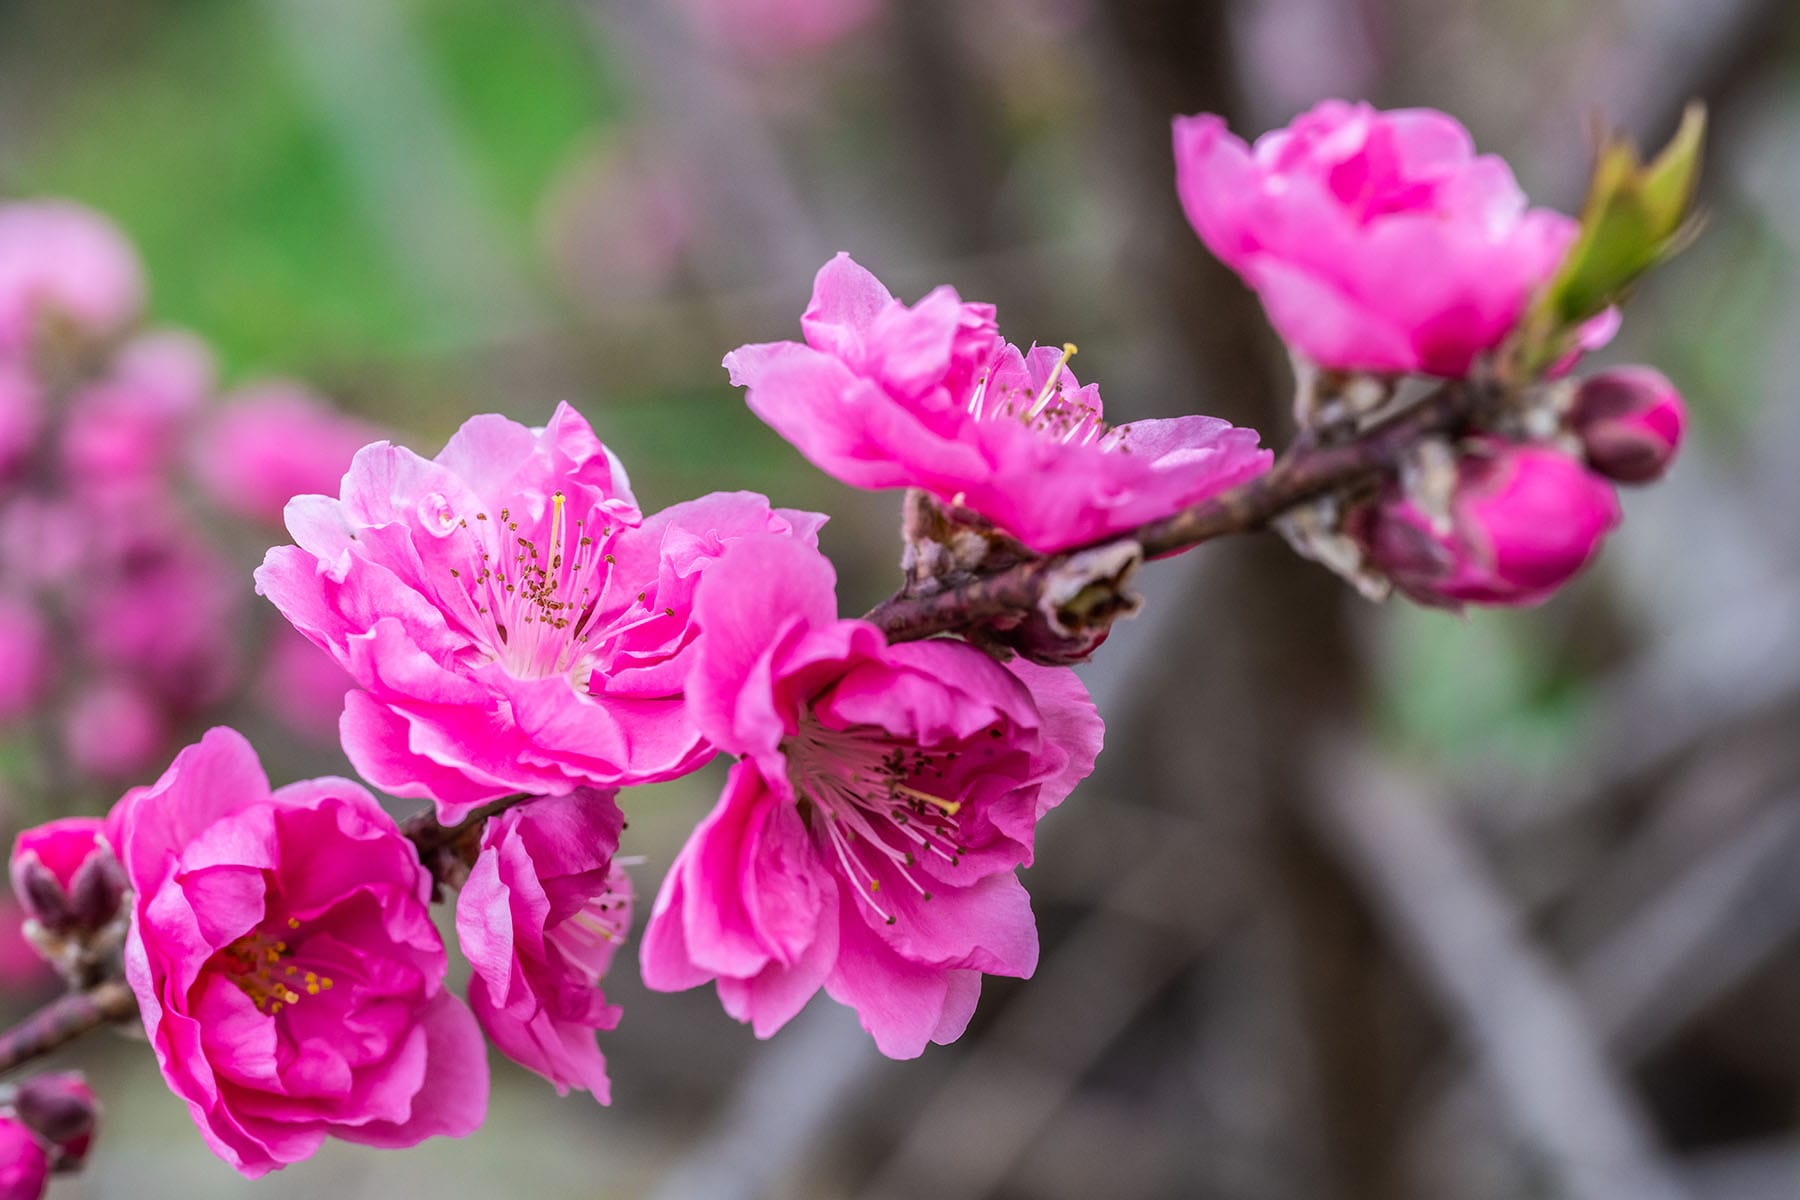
[{"left": 17, "top": 0, "right": 614, "bottom": 376}]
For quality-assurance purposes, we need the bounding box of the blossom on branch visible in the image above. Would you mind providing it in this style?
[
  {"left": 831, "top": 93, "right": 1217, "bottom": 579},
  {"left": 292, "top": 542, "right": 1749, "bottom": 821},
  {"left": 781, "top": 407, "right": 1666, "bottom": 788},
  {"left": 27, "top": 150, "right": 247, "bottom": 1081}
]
[
  {"left": 456, "top": 789, "right": 633, "bottom": 1100},
  {"left": 640, "top": 534, "right": 1102, "bottom": 1058},
  {"left": 725, "top": 253, "right": 1270, "bottom": 554},
  {"left": 1173, "top": 101, "right": 1587, "bottom": 377},
  {"left": 106, "top": 728, "right": 487, "bottom": 1177},
  {"left": 255, "top": 403, "right": 824, "bottom": 822}
]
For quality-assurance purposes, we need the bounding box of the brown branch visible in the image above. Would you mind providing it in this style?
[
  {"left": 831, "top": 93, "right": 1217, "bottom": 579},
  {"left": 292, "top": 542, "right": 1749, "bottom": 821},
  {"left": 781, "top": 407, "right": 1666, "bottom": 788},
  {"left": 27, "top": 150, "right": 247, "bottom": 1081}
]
[
  {"left": 0, "top": 981, "right": 136, "bottom": 1077},
  {"left": 399, "top": 794, "right": 525, "bottom": 859},
  {"left": 865, "top": 384, "right": 1473, "bottom": 643}
]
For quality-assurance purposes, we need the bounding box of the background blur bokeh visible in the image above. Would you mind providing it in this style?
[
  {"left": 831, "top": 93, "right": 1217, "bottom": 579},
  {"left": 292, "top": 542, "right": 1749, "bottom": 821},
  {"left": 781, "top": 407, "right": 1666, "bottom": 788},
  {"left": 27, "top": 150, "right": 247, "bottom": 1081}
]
[{"left": 1, "top": 0, "right": 1797, "bottom": 1197}]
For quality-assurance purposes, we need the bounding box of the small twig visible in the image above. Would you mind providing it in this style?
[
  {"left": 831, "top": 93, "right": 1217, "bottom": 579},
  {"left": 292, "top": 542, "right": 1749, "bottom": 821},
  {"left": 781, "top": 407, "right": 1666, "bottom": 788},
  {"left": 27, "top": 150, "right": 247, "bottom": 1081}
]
[
  {"left": 399, "top": 794, "right": 525, "bottom": 859},
  {"left": 0, "top": 981, "right": 136, "bottom": 1077},
  {"left": 865, "top": 385, "right": 1471, "bottom": 643}
]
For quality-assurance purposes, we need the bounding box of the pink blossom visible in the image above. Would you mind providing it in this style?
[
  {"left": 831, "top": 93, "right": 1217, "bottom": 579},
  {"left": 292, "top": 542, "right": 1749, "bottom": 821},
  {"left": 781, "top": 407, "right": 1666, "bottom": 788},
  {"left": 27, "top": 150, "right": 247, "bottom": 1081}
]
[
  {"left": 258, "top": 625, "right": 353, "bottom": 744},
  {"left": 1570, "top": 366, "right": 1686, "bottom": 484},
  {"left": 726, "top": 254, "right": 1271, "bottom": 553},
  {"left": 456, "top": 789, "right": 632, "bottom": 1099},
  {"left": 640, "top": 534, "right": 1102, "bottom": 1058},
  {"left": 60, "top": 680, "right": 169, "bottom": 782},
  {"left": 14, "top": 1072, "right": 99, "bottom": 1171},
  {"left": 106, "top": 728, "right": 488, "bottom": 1177},
  {"left": 0, "top": 597, "right": 48, "bottom": 726},
  {"left": 675, "top": 0, "right": 881, "bottom": 58},
  {"left": 0, "top": 1117, "right": 48, "bottom": 1200},
  {"left": 0, "top": 363, "right": 42, "bottom": 482},
  {"left": 256, "top": 402, "right": 825, "bottom": 823},
  {"left": 193, "top": 383, "right": 383, "bottom": 525},
  {"left": 0, "top": 201, "right": 144, "bottom": 354},
  {"left": 60, "top": 331, "right": 214, "bottom": 497},
  {"left": 1173, "top": 101, "right": 1578, "bottom": 377},
  {"left": 1350, "top": 438, "right": 1621, "bottom": 608},
  {"left": 10, "top": 818, "right": 126, "bottom": 936}
]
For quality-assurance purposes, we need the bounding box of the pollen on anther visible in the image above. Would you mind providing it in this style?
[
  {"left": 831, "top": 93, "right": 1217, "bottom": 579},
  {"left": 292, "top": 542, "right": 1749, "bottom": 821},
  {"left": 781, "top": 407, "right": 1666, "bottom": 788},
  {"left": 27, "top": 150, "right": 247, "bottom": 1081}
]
[{"left": 287, "top": 917, "right": 300, "bottom": 929}]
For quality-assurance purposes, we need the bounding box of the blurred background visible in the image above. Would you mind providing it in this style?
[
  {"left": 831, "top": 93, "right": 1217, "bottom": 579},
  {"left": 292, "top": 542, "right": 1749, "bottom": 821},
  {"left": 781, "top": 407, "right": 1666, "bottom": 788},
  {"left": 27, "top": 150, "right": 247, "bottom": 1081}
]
[{"left": 0, "top": 0, "right": 1795, "bottom": 1197}]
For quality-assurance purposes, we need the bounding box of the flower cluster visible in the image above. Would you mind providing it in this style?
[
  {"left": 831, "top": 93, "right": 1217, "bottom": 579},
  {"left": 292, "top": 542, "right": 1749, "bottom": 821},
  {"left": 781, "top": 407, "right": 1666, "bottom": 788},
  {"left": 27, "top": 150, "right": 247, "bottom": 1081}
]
[
  {"left": 0, "top": 201, "right": 379, "bottom": 787},
  {"left": 0, "top": 92, "right": 1702, "bottom": 1187},
  {"left": 1174, "top": 101, "right": 1690, "bottom": 608}
]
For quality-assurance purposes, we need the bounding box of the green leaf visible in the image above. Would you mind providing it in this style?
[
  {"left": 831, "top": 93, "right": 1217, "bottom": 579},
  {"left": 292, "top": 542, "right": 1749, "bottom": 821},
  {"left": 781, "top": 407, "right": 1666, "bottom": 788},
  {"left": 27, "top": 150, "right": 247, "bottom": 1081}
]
[{"left": 1514, "top": 103, "right": 1706, "bottom": 374}]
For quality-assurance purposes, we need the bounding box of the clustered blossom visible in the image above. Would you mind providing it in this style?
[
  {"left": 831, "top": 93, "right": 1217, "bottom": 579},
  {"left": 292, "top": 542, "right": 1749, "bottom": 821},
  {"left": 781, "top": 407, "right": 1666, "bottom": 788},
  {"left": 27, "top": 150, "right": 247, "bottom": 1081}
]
[
  {"left": 256, "top": 403, "right": 825, "bottom": 822},
  {"left": 641, "top": 534, "right": 1101, "bottom": 1056},
  {"left": 674, "top": 0, "right": 882, "bottom": 59},
  {"left": 727, "top": 253, "right": 1272, "bottom": 554},
  {"left": 0, "top": 90, "right": 1703, "bottom": 1187},
  {"left": 0, "top": 199, "right": 383, "bottom": 781}
]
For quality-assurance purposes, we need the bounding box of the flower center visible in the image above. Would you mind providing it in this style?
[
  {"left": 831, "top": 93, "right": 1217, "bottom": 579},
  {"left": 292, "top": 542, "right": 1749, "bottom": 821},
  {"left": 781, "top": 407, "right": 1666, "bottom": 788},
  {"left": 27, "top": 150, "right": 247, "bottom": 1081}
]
[
  {"left": 963, "top": 342, "right": 1130, "bottom": 452},
  {"left": 784, "top": 713, "right": 971, "bottom": 926},
  {"left": 438, "top": 491, "right": 676, "bottom": 683},
  {"left": 216, "top": 916, "right": 333, "bottom": 1015}
]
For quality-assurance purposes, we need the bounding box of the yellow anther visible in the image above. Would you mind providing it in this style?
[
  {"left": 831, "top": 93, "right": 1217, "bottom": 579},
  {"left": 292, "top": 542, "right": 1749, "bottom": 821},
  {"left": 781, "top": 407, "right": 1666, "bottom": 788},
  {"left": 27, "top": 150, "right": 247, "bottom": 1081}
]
[
  {"left": 895, "top": 784, "right": 962, "bottom": 817},
  {"left": 287, "top": 917, "right": 300, "bottom": 929}
]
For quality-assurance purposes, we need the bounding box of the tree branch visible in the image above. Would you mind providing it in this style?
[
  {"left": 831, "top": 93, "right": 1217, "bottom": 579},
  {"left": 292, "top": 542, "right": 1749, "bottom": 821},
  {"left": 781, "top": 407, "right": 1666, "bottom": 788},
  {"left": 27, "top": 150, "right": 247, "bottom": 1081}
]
[
  {"left": 866, "top": 383, "right": 1472, "bottom": 643},
  {"left": 0, "top": 981, "right": 136, "bottom": 1077}
]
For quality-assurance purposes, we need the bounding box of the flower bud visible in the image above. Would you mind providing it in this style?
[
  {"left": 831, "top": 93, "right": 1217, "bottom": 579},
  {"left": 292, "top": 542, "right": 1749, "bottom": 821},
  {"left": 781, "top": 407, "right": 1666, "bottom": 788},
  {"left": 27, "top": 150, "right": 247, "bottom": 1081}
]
[
  {"left": 1569, "top": 366, "right": 1686, "bottom": 483},
  {"left": 1351, "top": 439, "right": 1621, "bottom": 608},
  {"left": 0, "top": 1117, "right": 48, "bottom": 1200},
  {"left": 13, "top": 1074, "right": 97, "bottom": 1170},
  {"left": 9, "top": 819, "right": 126, "bottom": 937}
]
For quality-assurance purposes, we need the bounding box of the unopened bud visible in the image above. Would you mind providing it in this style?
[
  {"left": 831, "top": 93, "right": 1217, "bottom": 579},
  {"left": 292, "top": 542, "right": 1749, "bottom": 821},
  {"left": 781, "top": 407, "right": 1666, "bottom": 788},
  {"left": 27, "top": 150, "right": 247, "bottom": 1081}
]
[
  {"left": 0, "top": 1116, "right": 48, "bottom": 1200},
  {"left": 1351, "top": 439, "right": 1621, "bottom": 608},
  {"left": 14, "top": 1073, "right": 97, "bottom": 1170},
  {"left": 9, "top": 820, "right": 125, "bottom": 937},
  {"left": 1569, "top": 366, "right": 1685, "bottom": 484}
]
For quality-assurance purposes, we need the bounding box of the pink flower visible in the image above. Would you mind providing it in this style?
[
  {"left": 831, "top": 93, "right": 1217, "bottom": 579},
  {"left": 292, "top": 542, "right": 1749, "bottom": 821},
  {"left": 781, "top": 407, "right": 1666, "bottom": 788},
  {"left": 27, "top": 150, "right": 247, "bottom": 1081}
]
[
  {"left": 1350, "top": 438, "right": 1621, "bottom": 608},
  {"left": 60, "top": 680, "right": 169, "bottom": 783},
  {"left": 256, "top": 403, "right": 825, "bottom": 823},
  {"left": 0, "top": 1117, "right": 48, "bottom": 1200},
  {"left": 726, "top": 254, "right": 1271, "bottom": 553},
  {"left": 10, "top": 818, "right": 126, "bottom": 937},
  {"left": 455, "top": 789, "right": 632, "bottom": 1099},
  {"left": 60, "top": 331, "right": 214, "bottom": 498},
  {"left": 193, "top": 383, "right": 383, "bottom": 525},
  {"left": 258, "top": 625, "right": 353, "bottom": 744},
  {"left": 0, "top": 597, "right": 49, "bottom": 727},
  {"left": 675, "top": 0, "right": 881, "bottom": 58},
  {"left": 106, "top": 728, "right": 488, "bottom": 1177},
  {"left": 14, "top": 1072, "right": 99, "bottom": 1171},
  {"left": 0, "top": 362, "right": 42, "bottom": 482},
  {"left": 1173, "top": 101, "right": 1578, "bottom": 377},
  {"left": 640, "top": 534, "right": 1102, "bottom": 1058},
  {"left": 0, "top": 201, "right": 144, "bottom": 354},
  {"left": 1570, "top": 366, "right": 1686, "bottom": 484}
]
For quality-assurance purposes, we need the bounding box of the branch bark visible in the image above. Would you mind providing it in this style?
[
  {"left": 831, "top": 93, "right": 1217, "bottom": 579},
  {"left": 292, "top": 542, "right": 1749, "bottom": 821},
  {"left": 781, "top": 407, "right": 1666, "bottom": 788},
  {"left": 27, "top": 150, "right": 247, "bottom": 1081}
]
[
  {"left": 865, "top": 383, "right": 1470, "bottom": 643},
  {"left": 0, "top": 981, "right": 136, "bottom": 1077}
]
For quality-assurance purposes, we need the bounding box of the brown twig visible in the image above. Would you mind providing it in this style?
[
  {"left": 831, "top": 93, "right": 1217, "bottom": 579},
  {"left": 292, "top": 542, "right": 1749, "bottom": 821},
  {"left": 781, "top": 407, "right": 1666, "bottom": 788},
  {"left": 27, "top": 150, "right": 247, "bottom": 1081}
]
[
  {"left": 865, "top": 384, "right": 1472, "bottom": 643},
  {"left": 0, "top": 981, "right": 136, "bottom": 1077}
]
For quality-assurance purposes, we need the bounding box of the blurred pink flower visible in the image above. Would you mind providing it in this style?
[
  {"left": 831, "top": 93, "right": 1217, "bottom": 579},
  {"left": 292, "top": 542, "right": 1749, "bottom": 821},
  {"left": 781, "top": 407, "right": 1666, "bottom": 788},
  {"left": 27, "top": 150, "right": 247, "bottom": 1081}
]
[
  {"left": 107, "top": 728, "right": 488, "bottom": 1177},
  {"left": 60, "top": 331, "right": 214, "bottom": 497},
  {"left": 0, "top": 201, "right": 144, "bottom": 354},
  {"left": 727, "top": 254, "right": 1270, "bottom": 553},
  {"left": 675, "top": 0, "right": 880, "bottom": 58},
  {"left": 0, "top": 363, "right": 42, "bottom": 482},
  {"left": 193, "top": 383, "right": 382, "bottom": 525},
  {"left": 1351, "top": 438, "right": 1622, "bottom": 608},
  {"left": 256, "top": 402, "right": 825, "bottom": 822},
  {"left": 456, "top": 789, "right": 632, "bottom": 1099},
  {"left": 59, "top": 680, "right": 169, "bottom": 782},
  {"left": 0, "top": 896, "right": 53, "bottom": 996},
  {"left": 0, "top": 596, "right": 49, "bottom": 726},
  {"left": 78, "top": 529, "right": 241, "bottom": 711},
  {"left": 1173, "top": 101, "right": 1577, "bottom": 377},
  {"left": 13, "top": 1072, "right": 99, "bottom": 1172},
  {"left": 258, "top": 625, "right": 352, "bottom": 744},
  {"left": 541, "top": 139, "right": 697, "bottom": 306},
  {"left": 0, "top": 1116, "right": 48, "bottom": 1200},
  {"left": 640, "top": 534, "right": 1102, "bottom": 1058}
]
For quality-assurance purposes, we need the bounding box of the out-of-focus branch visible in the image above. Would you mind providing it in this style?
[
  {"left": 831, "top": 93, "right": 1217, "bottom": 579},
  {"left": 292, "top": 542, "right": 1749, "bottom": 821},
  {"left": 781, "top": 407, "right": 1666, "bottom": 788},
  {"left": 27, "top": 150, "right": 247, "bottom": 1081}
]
[
  {"left": 0, "top": 981, "right": 136, "bottom": 1078},
  {"left": 865, "top": 383, "right": 1471, "bottom": 643}
]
